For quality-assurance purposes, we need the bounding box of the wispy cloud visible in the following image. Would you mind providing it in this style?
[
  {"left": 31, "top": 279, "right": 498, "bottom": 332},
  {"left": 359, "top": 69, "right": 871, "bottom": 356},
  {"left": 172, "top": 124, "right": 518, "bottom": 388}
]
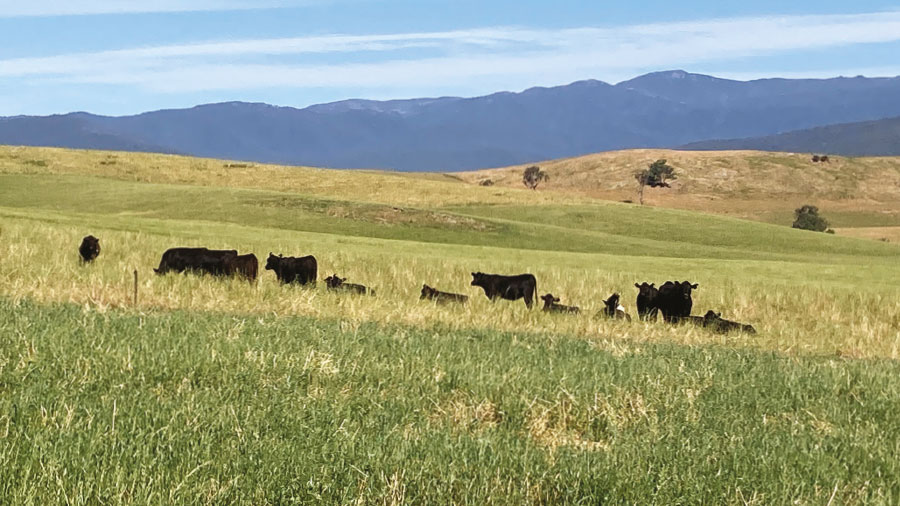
[
  {"left": 0, "top": 0, "right": 303, "bottom": 17},
  {"left": 3, "top": 11, "right": 900, "bottom": 93}
]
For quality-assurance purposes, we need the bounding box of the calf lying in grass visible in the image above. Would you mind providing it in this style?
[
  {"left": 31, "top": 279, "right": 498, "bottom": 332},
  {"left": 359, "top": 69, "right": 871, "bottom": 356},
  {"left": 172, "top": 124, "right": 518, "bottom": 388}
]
[
  {"left": 325, "top": 274, "right": 374, "bottom": 295},
  {"left": 540, "top": 293, "right": 580, "bottom": 314},
  {"left": 597, "top": 293, "right": 631, "bottom": 321},
  {"left": 421, "top": 284, "right": 468, "bottom": 304},
  {"left": 685, "top": 310, "right": 756, "bottom": 334}
]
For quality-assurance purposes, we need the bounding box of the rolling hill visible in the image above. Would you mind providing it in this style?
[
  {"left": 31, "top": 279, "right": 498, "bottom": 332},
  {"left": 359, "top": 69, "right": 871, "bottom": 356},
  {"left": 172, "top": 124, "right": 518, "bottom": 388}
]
[
  {"left": 459, "top": 149, "right": 900, "bottom": 231},
  {"left": 3, "top": 71, "right": 900, "bottom": 171},
  {"left": 681, "top": 116, "right": 900, "bottom": 155}
]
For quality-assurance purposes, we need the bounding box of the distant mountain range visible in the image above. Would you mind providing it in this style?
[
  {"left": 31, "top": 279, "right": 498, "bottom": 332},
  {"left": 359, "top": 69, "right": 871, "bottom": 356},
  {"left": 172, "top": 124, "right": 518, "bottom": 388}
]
[
  {"left": 680, "top": 116, "right": 900, "bottom": 156},
  {"left": 2, "top": 70, "right": 899, "bottom": 171}
]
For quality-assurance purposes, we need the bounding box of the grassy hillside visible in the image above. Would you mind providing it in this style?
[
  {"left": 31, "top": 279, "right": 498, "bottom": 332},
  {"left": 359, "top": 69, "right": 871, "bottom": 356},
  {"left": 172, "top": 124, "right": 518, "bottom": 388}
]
[
  {"left": 2, "top": 145, "right": 900, "bottom": 502},
  {"left": 459, "top": 149, "right": 900, "bottom": 230}
]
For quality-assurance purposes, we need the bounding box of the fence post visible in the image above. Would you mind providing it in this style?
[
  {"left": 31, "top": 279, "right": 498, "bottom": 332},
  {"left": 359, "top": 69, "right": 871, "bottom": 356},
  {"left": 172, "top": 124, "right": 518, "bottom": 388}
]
[{"left": 133, "top": 269, "right": 138, "bottom": 307}]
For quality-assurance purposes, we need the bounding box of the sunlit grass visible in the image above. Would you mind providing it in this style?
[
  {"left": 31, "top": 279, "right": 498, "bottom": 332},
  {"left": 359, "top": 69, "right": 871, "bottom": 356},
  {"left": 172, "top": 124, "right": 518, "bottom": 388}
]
[{"left": 2, "top": 214, "right": 898, "bottom": 359}]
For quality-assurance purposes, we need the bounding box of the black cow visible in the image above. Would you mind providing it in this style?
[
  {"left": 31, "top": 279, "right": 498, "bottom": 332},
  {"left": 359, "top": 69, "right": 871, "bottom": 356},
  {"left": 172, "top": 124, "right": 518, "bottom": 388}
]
[
  {"left": 154, "top": 247, "right": 237, "bottom": 276},
  {"left": 79, "top": 235, "right": 100, "bottom": 263},
  {"left": 656, "top": 281, "right": 698, "bottom": 322},
  {"left": 421, "top": 284, "right": 468, "bottom": 304},
  {"left": 227, "top": 253, "right": 258, "bottom": 281},
  {"left": 634, "top": 282, "right": 659, "bottom": 320},
  {"left": 325, "top": 274, "right": 373, "bottom": 295},
  {"left": 265, "top": 253, "right": 317, "bottom": 285},
  {"left": 597, "top": 293, "right": 631, "bottom": 321},
  {"left": 698, "top": 311, "right": 757, "bottom": 334},
  {"left": 540, "top": 293, "right": 579, "bottom": 314},
  {"left": 471, "top": 272, "right": 537, "bottom": 309}
]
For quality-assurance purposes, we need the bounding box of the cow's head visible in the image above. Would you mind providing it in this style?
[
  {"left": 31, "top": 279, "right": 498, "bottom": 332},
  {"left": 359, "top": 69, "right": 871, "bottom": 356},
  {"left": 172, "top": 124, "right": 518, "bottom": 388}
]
[
  {"left": 703, "top": 310, "right": 721, "bottom": 322},
  {"left": 680, "top": 281, "right": 699, "bottom": 299},
  {"left": 420, "top": 284, "right": 434, "bottom": 298},
  {"left": 470, "top": 272, "right": 485, "bottom": 287},
  {"left": 325, "top": 274, "right": 344, "bottom": 288},
  {"left": 264, "top": 253, "right": 282, "bottom": 271},
  {"left": 540, "top": 293, "right": 559, "bottom": 305},
  {"left": 634, "top": 282, "right": 657, "bottom": 298},
  {"left": 604, "top": 293, "right": 620, "bottom": 310}
]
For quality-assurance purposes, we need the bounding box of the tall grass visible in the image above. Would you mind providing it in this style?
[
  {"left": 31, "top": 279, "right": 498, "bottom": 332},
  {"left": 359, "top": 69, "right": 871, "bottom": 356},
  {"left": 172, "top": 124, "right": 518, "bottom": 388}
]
[
  {"left": 2, "top": 214, "right": 899, "bottom": 359},
  {"left": 2, "top": 299, "right": 899, "bottom": 504}
]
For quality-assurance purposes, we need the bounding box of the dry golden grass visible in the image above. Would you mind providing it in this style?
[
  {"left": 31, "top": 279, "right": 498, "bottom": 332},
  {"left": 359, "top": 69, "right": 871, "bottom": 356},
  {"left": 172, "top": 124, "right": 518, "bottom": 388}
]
[
  {"left": 0, "top": 145, "right": 581, "bottom": 208},
  {"left": 7, "top": 144, "right": 900, "bottom": 229},
  {"left": 836, "top": 226, "right": 900, "bottom": 243},
  {"left": 3, "top": 213, "right": 899, "bottom": 360},
  {"left": 459, "top": 149, "right": 900, "bottom": 225}
]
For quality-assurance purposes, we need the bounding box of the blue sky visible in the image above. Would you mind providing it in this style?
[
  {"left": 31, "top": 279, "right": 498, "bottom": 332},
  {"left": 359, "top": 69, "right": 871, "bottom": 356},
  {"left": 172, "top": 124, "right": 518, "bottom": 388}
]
[{"left": 1, "top": 1, "right": 899, "bottom": 116}]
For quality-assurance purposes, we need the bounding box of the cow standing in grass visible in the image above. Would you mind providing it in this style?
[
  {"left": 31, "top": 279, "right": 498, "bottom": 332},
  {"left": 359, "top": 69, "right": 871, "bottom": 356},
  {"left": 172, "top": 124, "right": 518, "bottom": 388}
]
[
  {"left": 421, "top": 284, "right": 468, "bottom": 304},
  {"left": 656, "top": 281, "right": 698, "bottom": 322},
  {"left": 265, "top": 253, "right": 317, "bottom": 285},
  {"left": 634, "top": 282, "right": 659, "bottom": 320},
  {"left": 471, "top": 272, "right": 537, "bottom": 309},
  {"left": 540, "top": 293, "right": 580, "bottom": 314},
  {"left": 79, "top": 235, "right": 101, "bottom": 263},
  {"left": 154, "top": 247, "right": 237, "bottom": 276},
  {"left": 325, "top": 274, "right": 373, "bottom": 295},
  {"left": 227, "top": 253, "right": 258, "bottom": 282}
]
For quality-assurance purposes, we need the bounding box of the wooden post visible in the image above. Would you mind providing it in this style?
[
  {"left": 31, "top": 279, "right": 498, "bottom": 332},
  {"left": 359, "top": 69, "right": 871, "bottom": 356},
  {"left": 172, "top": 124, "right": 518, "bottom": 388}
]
[{"left": 133, "top": 269, "right": 138, "bottom": 306}]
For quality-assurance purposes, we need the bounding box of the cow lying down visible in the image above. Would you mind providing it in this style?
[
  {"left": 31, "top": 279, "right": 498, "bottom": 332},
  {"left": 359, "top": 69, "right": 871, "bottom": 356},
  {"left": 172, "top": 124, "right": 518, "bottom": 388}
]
[
  {"left": 540, "top": 293, "right": 579, "bottom": 314},
  {"left": 685, "top": 310, "right": 756, "bottom": 334},
  {"left": 421, "top": 284, "right": 468, "bottom": 304},
  {"left": 325, "top": 274, "right": 374, "bottom": 295},
  {"left": 596, "top": 293, "right": 631, "bottom": 321}
]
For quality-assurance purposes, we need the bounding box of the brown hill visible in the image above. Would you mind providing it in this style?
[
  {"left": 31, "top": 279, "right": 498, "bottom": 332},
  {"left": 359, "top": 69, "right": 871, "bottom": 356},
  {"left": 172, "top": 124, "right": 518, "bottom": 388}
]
[{"left": 457, "top": 149, "right": 900, "bottom": 233}]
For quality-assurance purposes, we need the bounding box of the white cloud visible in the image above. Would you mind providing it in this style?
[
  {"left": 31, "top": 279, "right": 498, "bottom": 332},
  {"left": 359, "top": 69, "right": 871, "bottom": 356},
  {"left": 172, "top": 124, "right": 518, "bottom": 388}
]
[
  {"left": 2, "top": 11, "right": 900, "bottom": 93},
  {"left": 0, "top": 0, "right": 303, "bottom": 17}
]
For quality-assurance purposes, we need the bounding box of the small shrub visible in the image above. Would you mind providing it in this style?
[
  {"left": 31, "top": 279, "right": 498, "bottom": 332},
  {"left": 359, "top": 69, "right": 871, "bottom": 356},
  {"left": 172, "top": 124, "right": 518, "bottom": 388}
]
[
  {"left": 522, "top": 166, "right": 548, "bottom": 190},
  {"left": 792, "top": 205, "right": 829, "bottom": 232},
  {"left": 479, "top": 179, "right": 494, "bottom": 187}
]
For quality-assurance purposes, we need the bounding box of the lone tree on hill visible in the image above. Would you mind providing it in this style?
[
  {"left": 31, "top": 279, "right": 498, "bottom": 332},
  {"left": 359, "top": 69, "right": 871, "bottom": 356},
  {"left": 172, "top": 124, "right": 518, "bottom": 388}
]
[
  {"left": 522, "top": 165, "right": 549, "bottom": 190},
  {"left": 634, "top": 159, "right": 677, "bottom": 205},
  {"left": 792, "top": 205, "right": 831, "bottom": 232}
]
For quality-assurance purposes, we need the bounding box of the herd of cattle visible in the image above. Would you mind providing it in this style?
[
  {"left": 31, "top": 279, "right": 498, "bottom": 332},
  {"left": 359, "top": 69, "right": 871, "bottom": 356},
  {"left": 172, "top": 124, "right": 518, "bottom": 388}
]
[{"left": 78, "top": 235, "right": 756, "bottom": 334}]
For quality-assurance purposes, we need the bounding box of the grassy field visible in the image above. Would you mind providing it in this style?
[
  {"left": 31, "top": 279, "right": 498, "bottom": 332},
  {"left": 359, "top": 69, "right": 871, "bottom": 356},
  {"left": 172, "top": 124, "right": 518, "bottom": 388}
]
[
  {"left": 3, "top": 299, "right": 900, "bottom": 504},
  {"left": 2, "top": 145, "right": 900, "bottom": 503}
]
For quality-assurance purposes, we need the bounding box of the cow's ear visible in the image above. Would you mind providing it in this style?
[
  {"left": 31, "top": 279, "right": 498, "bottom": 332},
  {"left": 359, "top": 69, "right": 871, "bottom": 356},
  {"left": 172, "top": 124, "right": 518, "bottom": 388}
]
[
  {"left": 691, "top": 283, "right": 699, "bottom": 289},
  {"left": 634, "top": 283, "right": 640, "bottom": 288}
]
